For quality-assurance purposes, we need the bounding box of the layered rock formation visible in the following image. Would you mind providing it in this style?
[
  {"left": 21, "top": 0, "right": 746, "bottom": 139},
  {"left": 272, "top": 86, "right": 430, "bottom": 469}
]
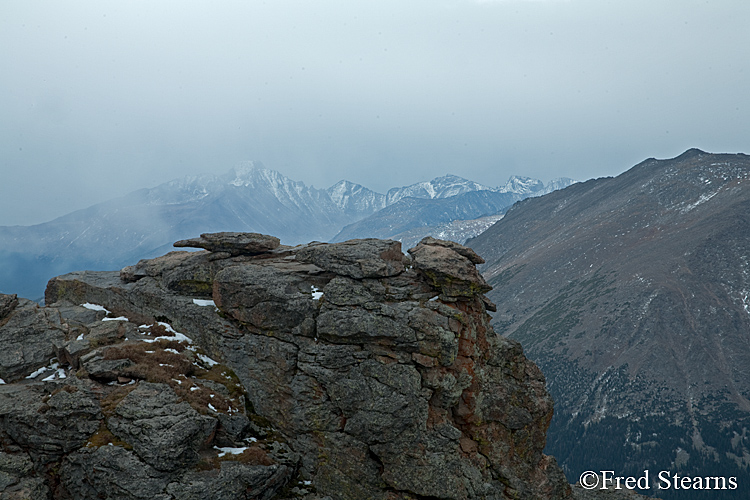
[{"left": 0, "top": 232, "right": 642, "bottom": 499}]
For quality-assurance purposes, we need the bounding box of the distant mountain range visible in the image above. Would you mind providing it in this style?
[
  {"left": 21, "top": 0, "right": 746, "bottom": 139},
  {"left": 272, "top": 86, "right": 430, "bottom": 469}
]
[
  {"left": 0, "top": 162, "right": 575, "bottom": 299},
  {"left": 332, "top": 174, "right": 575, "bottom": 246},
  {"left": 468, "top": 149, "right": 750, "bottom": 497}
]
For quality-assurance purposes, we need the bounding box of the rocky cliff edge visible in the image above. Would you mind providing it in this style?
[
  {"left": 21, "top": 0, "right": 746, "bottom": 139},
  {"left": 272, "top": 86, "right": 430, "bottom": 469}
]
[{"left": 0, "top": 232, "right": 641, "bottom": 499}]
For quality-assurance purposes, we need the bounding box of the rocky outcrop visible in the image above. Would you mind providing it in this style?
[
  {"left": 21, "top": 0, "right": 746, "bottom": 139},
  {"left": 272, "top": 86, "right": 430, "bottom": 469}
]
[
  {"left": 0, "top": 233, "right": 648, "bottom": 499},
  {"left": 173, "top": 232, "right": 281, "bottom": 256},
  {"left": 0, "top": 294, "right": 67, "bottom": 383},
  {"left": 0, "top": 293, "right": 293, "bottom": 499},
  {"left": 0, "top": 293, "right": 18, "bottom": 321}
]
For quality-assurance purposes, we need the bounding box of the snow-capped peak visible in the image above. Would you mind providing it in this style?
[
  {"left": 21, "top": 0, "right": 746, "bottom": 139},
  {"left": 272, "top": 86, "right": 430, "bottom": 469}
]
[
  {"left": 229, "top": 161, "right": 267, "bottom": 187},
  {"left": 326, "top": 180, "right": 386, "bottom": 214},
  {"left": 497, "top": 176, "right": 545, "bottom": 195},
  {"left": 385, "top": 174, "right": 493, "bottom": 205}
]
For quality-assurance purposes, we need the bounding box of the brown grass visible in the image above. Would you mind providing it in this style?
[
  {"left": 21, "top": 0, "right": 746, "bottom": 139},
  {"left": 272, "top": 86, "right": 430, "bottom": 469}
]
[
  {"left": 101, "top": 385, "right": 137, "bottom": 417},
  {"left": 196, "top": 364, "right": 245, "bottom": 400},
  {"left": 173, "top": 382, "right": 234, "bottom": 415},
  {"left": 103, "top": 342, "right": 195, "bottom": 384},
  {"left": 86, "top": 423, "right": 133, "bottom": 450},
  {"left": 225, "top": 446, "right": 274, "bottom": 466},
  {"left": 146, "top": 323, "right": 169, "bottom": 337},
  {"left": 195, "top": 446, "right": 274, "bottom": 470},
  {"left": 99, "top": 341, "right": 246, "bottom": 416}
]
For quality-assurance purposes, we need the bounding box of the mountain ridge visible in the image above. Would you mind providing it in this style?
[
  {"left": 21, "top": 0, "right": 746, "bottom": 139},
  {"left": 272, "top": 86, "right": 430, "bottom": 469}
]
[
  {"left": 0, "top": 163, "right": 574, "bottom": 299},
  {"left": 468, "top": 149, "right": 750, "bottom": 497},
  {"left": 333, "top": 176, "right": 578, "bottom": 244}
]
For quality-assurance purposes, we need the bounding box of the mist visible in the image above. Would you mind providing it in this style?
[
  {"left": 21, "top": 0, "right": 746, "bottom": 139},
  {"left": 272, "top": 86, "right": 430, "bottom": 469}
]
[{"left": 2, "top": 0, "right": 749, "bottom": 225}]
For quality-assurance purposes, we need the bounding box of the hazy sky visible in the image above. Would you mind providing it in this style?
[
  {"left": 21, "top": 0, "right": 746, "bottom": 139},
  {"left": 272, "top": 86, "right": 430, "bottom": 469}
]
[{"left": 2, "top": 0, "right": 749, "bottom": 226}]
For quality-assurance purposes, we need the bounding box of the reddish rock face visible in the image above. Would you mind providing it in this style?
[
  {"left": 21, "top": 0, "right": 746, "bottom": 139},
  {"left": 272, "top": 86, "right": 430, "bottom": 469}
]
[{"left": 44, "top": 233, "right": 574, "bottom": 500}]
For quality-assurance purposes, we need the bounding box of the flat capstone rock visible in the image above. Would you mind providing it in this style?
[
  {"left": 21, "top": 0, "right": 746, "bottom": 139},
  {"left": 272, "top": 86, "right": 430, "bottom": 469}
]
[{"left": 174, "top": 232, "right": 280, "bottom": 256}]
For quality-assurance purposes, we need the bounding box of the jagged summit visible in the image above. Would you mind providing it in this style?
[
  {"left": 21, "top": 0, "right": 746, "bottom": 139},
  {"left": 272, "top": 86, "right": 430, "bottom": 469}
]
[
  {"left": 385, "top": 174, "right": 493, "bottom": 205},
  {"left": 497, "top": 175, "right": 544, "bottom": 194},
  {"left": 228, "top": 160, "right": 265, "bottom": 186},
  {"left": 332, "top": 174, "right": 579, "bottom": 245},
  {"left": 671, "top": 147, "right": 708, "bottom": 160},
  {"left": 325, "top": 179, "right": 387, "bottom": 214}
]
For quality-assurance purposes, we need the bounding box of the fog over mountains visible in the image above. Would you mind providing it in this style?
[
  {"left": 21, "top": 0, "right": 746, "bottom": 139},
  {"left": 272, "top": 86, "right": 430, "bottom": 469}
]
[{"left": 0, "top": 162, "right": 575, "bottom": 299}]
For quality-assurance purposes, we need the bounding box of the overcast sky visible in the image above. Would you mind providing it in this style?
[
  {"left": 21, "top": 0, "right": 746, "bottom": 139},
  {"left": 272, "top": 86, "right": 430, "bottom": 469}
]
[{"left": 2, "top": 0, "right": 749, "bottom": 226}]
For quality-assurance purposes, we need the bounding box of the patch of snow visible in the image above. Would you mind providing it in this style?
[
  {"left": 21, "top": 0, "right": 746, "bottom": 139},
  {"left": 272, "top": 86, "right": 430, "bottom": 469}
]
[
  {"left": 0, "top": 378, "right": 5, "bottom": 385},
  {"left": 81, "top": 303, "right": 110, "bottom": 313},
  {"left": 190, "top": 386, "right": 200, "bottom": 392},
  {"left": 311, "top": 285, "right": 323, "bottom": 300},
  {"left": 192, "top": 299, "right": 216, "bottom": 307},
  {"left": 680, "top": 190, "right": 719, "bottom": 213},
  {"left": 197, "top": 353, "right": 219, "bottom": 367},
  {"left": 42, "top": 368, "right": 67, "bottom": 382},
  {"left": 76, "top": 333, "right": 84, "bottom": 341},
  {"left": 208, "top": 403, "right": 217, "bottom": 412},
  {"left": 140, "top": 322, "right": 193, "bottom": 344},
  {"left": 25, "top": 365, "right": 51, "bottom": 379},
  {"left": 429, "top": 295, "right": 439, "bottom": 301},
  {"left": 164, "top": 348, "right": 180, "bottom": 354},
  {"left": 157, "top": 322, "right": 193, "bottom": 343},
  {"left": 214, "top": 446, "right": 248, "bottom": 457},
  {"left": 102, "top": 316, "right": 129, "bottom": 322}
]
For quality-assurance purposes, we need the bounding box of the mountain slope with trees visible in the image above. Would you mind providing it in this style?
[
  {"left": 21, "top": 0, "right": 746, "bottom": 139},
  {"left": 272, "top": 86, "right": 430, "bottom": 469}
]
[{"left": 469, "top": 149, "right": 750, "bottom": 498}]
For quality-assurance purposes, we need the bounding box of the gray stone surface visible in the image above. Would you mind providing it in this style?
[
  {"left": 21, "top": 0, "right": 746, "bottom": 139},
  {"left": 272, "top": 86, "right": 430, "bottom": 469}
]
[
  {"left": 174, "top": 232, "right": 280, "bottom": 256},
  {"left": 408, "top": 237, "right": 491, "bottom": 297},
  {"left": 213, "top": 265, "right": 317, "bottom": 333},
  {"left": 0, "top": 451, "right": 50, "bottom": 499},
  {"left": 0, "top": 383, "right": 101, "bottom": 464},
  {"left": 166, "top": 462, "right": 291, "bottom": 500},
  {"left": 0, "top": 298, "right": 66, "bottom": 382},
  {"left": 295, "top": 239, "right": 405, "bottom": 279},
  {"left": 416, "top": 236, "right": 486, "bottom": 264},
  {"left": 108, "top": 382, "right": 217, "bottom": 471},
  {"left": 61, "top": 446, "right": 172, "bottom": 500},
  {"left": 0, "top": 294, "right": 18, "bottom": 323},
  {"left": 82, "top": 355, "right": 134, "bottom": 381}
]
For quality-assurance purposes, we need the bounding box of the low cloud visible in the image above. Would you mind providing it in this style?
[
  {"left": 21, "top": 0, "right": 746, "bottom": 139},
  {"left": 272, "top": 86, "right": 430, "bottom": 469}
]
[{"left": 1, "top": 0, "right": 748, "bottom": 225}]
